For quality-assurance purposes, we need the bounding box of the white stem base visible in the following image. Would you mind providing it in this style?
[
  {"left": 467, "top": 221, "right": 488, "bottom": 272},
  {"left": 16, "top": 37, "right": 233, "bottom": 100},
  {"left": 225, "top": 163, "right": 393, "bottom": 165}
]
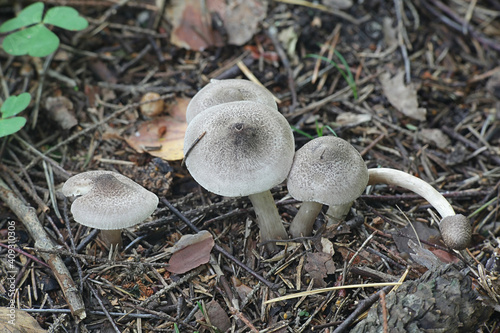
[
  {"left": 100, "top": 229, "right": 123, "bottom": 249},
  {"left": 326, "top": 202, "right": 353, "bottom": 226}
]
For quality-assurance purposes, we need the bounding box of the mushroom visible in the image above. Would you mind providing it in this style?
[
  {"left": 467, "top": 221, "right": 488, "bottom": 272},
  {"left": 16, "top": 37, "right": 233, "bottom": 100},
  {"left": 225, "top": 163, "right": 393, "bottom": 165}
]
[
  {"left": 186, "top": 79, "right": 277, "bottom": 123},
  {"left": 367, "top": 168, "right": 472, "bottom": 250},
  {"left": 287, "top": 136, "right": 369, "bottom": 238},
  {"left": 62, "top": 170, "right": 159, "bottom": 249},
  {"left": 183, "top": 100, "right": 294, "bottom": 251}
]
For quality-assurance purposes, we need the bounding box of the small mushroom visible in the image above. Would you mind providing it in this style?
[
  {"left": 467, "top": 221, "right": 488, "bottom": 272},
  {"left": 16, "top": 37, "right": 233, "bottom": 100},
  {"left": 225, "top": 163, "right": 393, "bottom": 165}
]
[
  {"left": 62, "top": 170, "right": 159, "bottom": 249},
  {"left": 367, "top": 168, "right": 472, "bottom": 250},
  {"left": 186, "top": 79, "right": 277, "bottom": 123},
  {"left": 287, "top": 136, "right": 369, "bottom": 238},
  {"left": 183, "top": 101, "right": 294, "bottom": 251}
]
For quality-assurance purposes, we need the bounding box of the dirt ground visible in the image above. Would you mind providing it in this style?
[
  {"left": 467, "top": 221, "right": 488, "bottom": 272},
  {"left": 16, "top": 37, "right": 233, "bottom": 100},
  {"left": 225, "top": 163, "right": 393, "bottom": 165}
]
[{"left": 1, "top": 0, "right": 500, "bottom": 332}]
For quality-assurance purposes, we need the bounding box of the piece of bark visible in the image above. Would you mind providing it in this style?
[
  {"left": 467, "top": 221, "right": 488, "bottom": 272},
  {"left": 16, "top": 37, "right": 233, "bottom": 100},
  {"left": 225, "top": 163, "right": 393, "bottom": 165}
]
[{"left": 350, "top": 264, "right": 493, "bottom": 333}]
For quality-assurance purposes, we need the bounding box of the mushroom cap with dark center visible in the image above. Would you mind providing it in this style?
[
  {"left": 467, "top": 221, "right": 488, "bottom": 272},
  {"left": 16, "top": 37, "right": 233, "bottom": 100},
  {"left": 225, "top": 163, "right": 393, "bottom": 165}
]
[
  {"left": 183, "top": 100, "right": 295, "bottom": 197},
  {"left": 62, "top": 170, "right": 159, "bottom": 230},
  {"left": 186, "top": 79, "right": 277, "bottom": 123},
  {"left": 287, "top": 136, "right": 368, "bottom": 206}
]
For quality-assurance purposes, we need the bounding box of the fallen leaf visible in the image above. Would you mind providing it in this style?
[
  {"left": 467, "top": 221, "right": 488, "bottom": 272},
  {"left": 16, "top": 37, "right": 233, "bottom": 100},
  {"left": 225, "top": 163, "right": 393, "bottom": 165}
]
[
  {"left": 0, "top": 307, "right": 47, "bottom": 333},
  {"left": 418, "top": 128, "right": 451, "bottom": 149},
  {"left": 393, "top": 221, "right": 440, "bottom": 256},
  {"left": 195, "top": 300, "right": 231, "bottom": 332},
  {"left": 165, "top": 0, "right": 267, "bottom": 50},
  {"left": 380, "top": 71, "right": 427, "bottom": 121},
  {"left": 167, "top": 230, "right": 214, "bottom": 274},
  {"left": 231, "top": 276, "right": 253, "bottom": 301},
  {"left": 335, "top": 112, "right": 372, "bottom": 127},
  {"left": 125, "top": 117, "right": 186, "bottom": 161},
  {"left": 304, "top": 252, "right": 336, "bottom": 287},
  {"left": 44, "top": 96, "right": 77, "bottom": 130}
]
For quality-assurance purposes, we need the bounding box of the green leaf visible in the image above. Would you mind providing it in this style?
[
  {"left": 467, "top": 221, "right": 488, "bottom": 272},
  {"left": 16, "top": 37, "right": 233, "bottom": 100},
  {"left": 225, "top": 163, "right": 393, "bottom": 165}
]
[
  {"left": 1, "top": 93, "right": 31, "bottom": 117},
  {"left": 291, "top": 125, "right": 315, "bottom": 139},
  {"left": 2, "top": 24, "right": 59, "bottom": 57},
  {"left": 0, "top": 2, "right": 44, "bottom": 33},
  {"left": 43, "top": 6, "right": 88, "bottom": 31},
  {"left": 0, "top": 117, "right": 27, "bottom": 137}
]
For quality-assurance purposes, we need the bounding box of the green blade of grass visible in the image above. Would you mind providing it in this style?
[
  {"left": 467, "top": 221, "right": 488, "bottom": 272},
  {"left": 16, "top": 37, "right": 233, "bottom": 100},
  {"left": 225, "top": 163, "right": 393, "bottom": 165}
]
[
  {"left": 306, "top": 53, "right": 358, "bottom": 99},
  {"left": 291, "top": 125, "right": 315, "bottom": 139}
]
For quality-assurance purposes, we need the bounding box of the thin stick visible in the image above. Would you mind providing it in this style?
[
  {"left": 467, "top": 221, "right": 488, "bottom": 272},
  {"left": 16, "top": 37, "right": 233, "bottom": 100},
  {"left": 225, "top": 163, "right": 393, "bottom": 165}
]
[
  {"left": 332, "top": 285, "right": 395, "bottom": 333},
  {"left": 0, "top": 177, "right": 86, "bottom": 320}
]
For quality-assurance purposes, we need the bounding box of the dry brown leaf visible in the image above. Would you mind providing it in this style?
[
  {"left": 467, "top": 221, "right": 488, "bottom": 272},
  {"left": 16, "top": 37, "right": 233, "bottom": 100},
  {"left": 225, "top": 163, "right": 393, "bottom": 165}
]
[
  {"left": 380, "top": 71, "right": 427, "bottom": 121},
  {"left": 195, "top": 300, "right": 231, "bottom": 332},
  {"left": 0, "top": 307, "right": 47, "bottom": 333},
  {"left": 125, "top": 114, "right": 187, "bottom": 161},
  {"left": 304, "top": 252, "right": 336, "bottom": 287},
  {"left": 231, "top": 276, "right": 253, "bottom": 301},
  {"left": 335, "top": 112, "right": 372, "bottom": 127},
  {"left": 418, "top": 128, "right": 451, "bottom": 149},
  {"left": 44, "top": 96, "right": 77, "bottom": 130},
  {"left": 165, "top": 0, "right": 267, "bottom": 50},
  {"left": 167, "top": 230, "right": 214, "bottom": 274}
]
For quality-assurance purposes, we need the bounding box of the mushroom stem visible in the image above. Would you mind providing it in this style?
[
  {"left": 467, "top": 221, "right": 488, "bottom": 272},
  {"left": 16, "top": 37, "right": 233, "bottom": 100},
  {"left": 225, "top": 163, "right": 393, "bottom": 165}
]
[
  {"left": 289, "top": 201, "right": 323, "bottom": 238},
  {"left": 367, "top": 168, "right": 455, "bottom": 218},
  {"left": 248, "top": 191, "right": 288, "bottom": 252},
  {"left": 99, "top": 229, "right": 123, "bottom": 249},
  {"left": 368, "top": 168, "right": 473, "bottom": 251},
  {"left": 326, "top": 202, "right": 353, "bottom": 226}
]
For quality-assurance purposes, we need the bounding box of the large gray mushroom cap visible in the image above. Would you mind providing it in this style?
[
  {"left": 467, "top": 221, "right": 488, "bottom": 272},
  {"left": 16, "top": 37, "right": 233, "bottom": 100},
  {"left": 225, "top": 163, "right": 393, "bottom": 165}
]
[
  {"left": 183, "top": 100, "right": 295, "bottom": 197},
  {"left": 186, "top": 79, "right": 277, "bottom": 123},
  {"left": 62, "top": 171, "right": 159, "bottom": 230},
  {"left": 287, "top": 136, "right": 368, "bottom": 206}
]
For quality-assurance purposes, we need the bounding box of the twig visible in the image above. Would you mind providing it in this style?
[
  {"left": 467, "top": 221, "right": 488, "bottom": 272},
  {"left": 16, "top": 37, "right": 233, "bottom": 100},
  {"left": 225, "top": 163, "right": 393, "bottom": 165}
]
[
  {"left": 31, "top": 52, "right": 55, "bottom": 129},
  {"left": 161, "top": 198, "right": 278, "bottom": 290},
  {"left": 266, "top": 24, "right": 298, "bottom": 113},
  {"left": 332, "top": 285, "right": 394, "bottom": 333},
  {"left": 441, "top": 125, "right": 500, "bottom": 166},
  {"left": 0, "top": 177, "right": 86, "bottom": 321},
  {"left": 393, "top": 0, "right": 411, "bottom": 83},
  {"left": 88, "top": 282, "right": 121, "bottom": 333}
]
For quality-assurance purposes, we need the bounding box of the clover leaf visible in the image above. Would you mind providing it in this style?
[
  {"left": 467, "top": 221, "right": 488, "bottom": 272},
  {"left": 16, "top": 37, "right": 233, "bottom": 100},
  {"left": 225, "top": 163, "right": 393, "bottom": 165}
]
[
  {"left": 0, "top": 93, "right": 31, "bottom": 138},
  {"left": 0, "top": 2, "right": 88, "bottom": 57}
]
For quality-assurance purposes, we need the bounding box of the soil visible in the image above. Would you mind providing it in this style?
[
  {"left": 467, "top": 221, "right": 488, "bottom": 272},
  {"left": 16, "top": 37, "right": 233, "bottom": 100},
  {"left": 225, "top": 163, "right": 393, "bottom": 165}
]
[{"left": 1, "top": 0, "right": 500, "bottom": 332}]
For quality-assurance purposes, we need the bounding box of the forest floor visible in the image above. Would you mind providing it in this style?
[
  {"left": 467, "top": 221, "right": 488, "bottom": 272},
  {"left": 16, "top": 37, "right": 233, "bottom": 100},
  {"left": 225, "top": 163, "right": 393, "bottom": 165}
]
[{"left": 1, "top": 0, "right": 500, "bottom": 332}]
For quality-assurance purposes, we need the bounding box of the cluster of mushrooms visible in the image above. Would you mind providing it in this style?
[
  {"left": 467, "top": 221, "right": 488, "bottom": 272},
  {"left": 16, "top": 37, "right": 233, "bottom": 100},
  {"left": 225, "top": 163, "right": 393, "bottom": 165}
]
[
  {"left": 61, "top": 79, "right": 471, "bottom": 254},
  {"left": 183, "top": 79, "right": 472, "bottom": 253}
]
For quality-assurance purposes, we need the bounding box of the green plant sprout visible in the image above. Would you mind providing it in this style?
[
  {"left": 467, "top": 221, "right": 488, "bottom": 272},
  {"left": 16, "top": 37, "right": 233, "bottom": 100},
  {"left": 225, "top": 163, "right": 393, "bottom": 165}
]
[
  {"left": 0, "top": 2, "right": 88, "bottom": 57},
  {"left": 307, "top": 50, "right": 358, "bottom": 99},
  {"left": 0, "top": 93, "right": 31, "bottom": 138},
  {"left": 291, "top": 120, "right": 337, "bottom": 139}
]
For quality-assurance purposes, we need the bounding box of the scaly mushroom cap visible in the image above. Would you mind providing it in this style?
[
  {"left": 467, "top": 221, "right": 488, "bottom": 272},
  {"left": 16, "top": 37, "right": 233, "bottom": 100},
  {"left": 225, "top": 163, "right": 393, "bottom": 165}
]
[
  {"left": 62, "top": 171, "right": 159, "bottom": 230},
  {"left": 186, "top": 79, "right": 277, "bottom": 123},
  {"left": 439, "top": 214, "right": 471, "bottom": 250},
  {"left": 183, "top": 100, "right": 295, "bottom": 197},
  {"left": 287, "top": 136, "right": 368, "bottom": 206}
]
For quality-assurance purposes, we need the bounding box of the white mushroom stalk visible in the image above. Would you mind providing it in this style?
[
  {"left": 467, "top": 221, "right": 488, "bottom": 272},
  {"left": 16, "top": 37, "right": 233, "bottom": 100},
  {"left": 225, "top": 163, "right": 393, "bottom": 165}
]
[{"left": 367, "top": 168, "right": 471, "bottom": 250}]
